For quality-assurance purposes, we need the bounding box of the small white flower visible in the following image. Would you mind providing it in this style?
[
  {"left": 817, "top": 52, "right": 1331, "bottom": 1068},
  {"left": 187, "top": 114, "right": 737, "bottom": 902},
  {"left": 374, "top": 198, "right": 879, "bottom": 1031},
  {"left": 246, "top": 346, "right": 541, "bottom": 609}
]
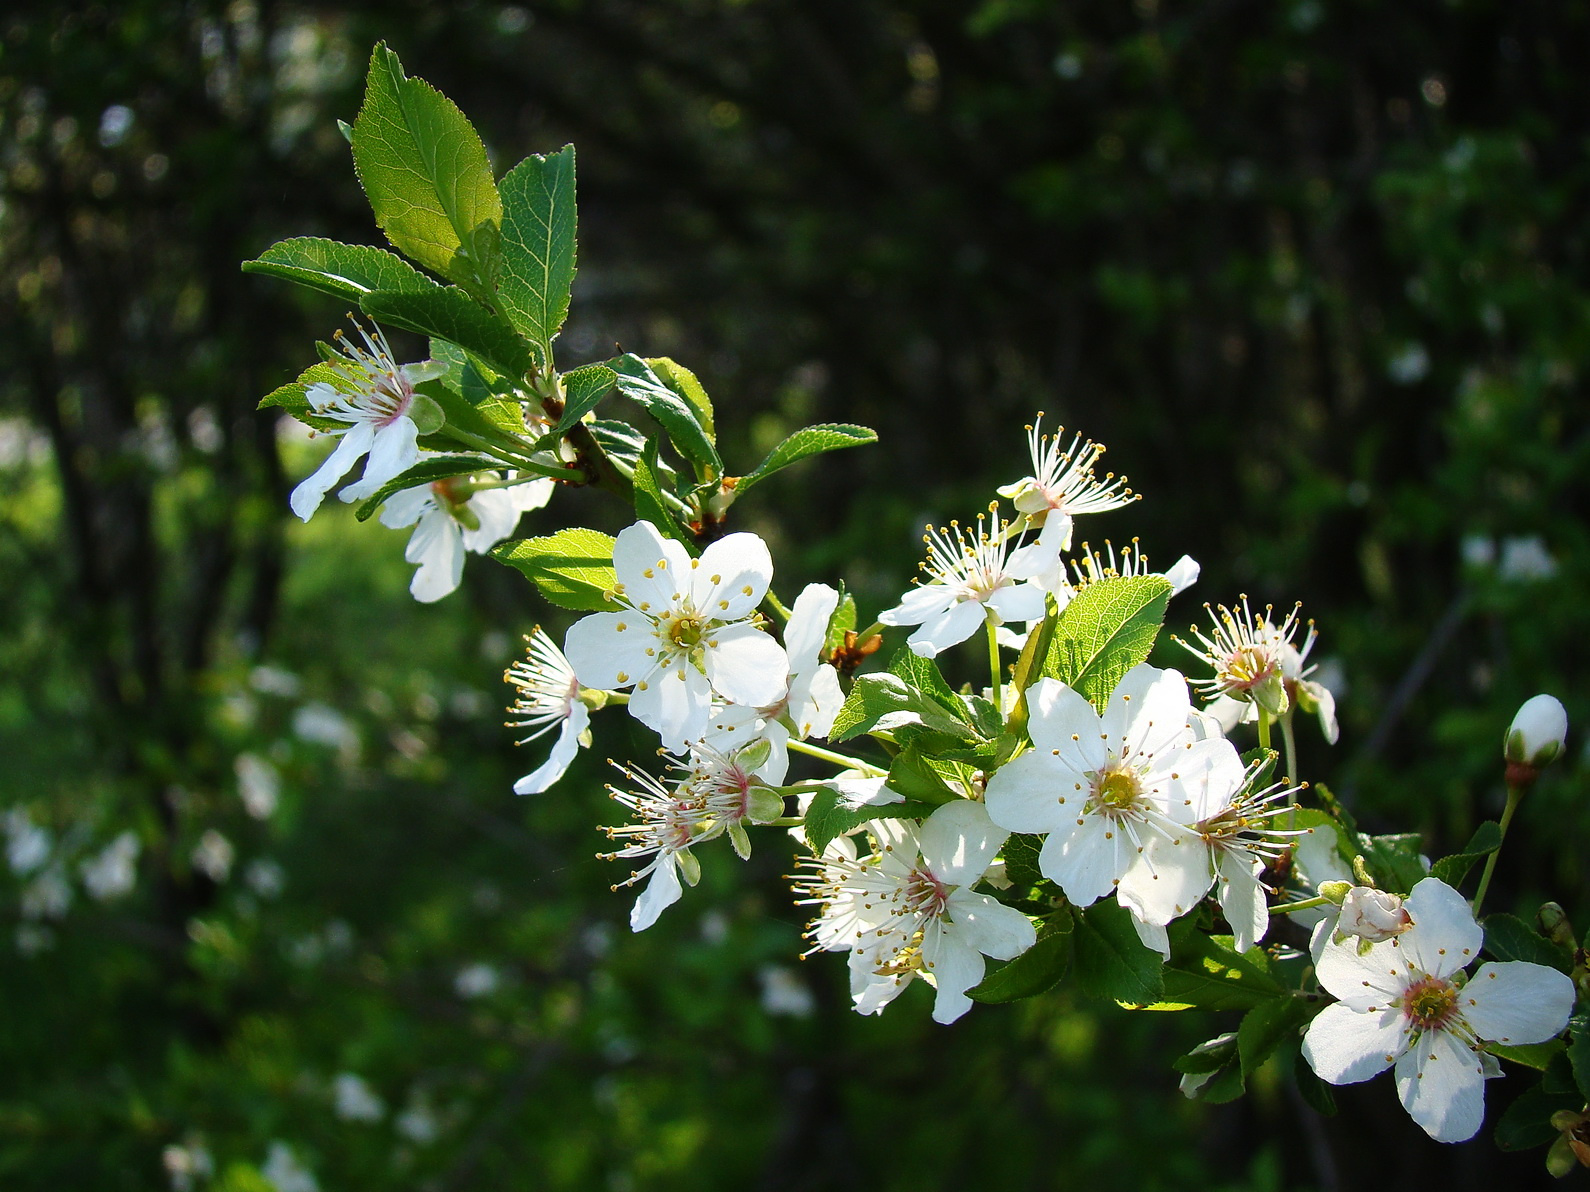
[
  {"left": 261, "top": 1140, "right": 319, "bottom": 1192},
  {"left": 985, "top": 665, "right": 1213, "bottom": 917},
  {"left": 1302, "top": 876, "right": 1575, "bottom": 1143},
  {"left": 506, "top": 629, "right": 591, "bottom": 795},
  {"left": 289, "top": 323, "right": 442, "bottom": 521},
  {"left": 332, "top": 1072, "right": 385, "bottom": 1123},
  {"left": 997, "top": 415, "right": 1137, "bottom": 554},
  {"left": 1505, "top": 693, "right": 1567, "bottom": 769},
  {"left": 1335, "top": 886, "right": 1414, "bottom": 946},
  {"left": 81, "top": 831, "right": 140, "bottom": 901},
  {"left": 1180, "top": 597, "right": 1305, "bottom": 720},
  {"left": 879, "top": 512, "right": 1049, "bottom": 658},
  {"left": 564, "top": 522, "right": 789, "bottom": 751},
  {"left": 793, "top": 801, "right": 1036, "bottom": 1023},
  {"left": 380, "top": 472, "right": 554, "bottom": 603}
]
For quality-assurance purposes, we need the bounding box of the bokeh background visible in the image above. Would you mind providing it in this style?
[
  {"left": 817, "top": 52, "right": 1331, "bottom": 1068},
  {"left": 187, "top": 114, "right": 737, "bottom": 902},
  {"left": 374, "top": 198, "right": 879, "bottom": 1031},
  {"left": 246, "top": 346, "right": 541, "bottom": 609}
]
[{"left": 2, "top": 1, "right": 1588, "bottom": 1188}]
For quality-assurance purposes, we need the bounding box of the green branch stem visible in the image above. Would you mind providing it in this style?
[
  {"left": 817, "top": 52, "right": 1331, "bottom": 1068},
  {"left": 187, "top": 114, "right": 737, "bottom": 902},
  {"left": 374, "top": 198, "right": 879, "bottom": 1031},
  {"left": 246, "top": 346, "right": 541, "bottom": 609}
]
[
  {"left": 786, "top": 738, "right": 886, "bottom": 777},
  {"left": 1471, "top": 782, "right": 1525, "bottom": 916}
]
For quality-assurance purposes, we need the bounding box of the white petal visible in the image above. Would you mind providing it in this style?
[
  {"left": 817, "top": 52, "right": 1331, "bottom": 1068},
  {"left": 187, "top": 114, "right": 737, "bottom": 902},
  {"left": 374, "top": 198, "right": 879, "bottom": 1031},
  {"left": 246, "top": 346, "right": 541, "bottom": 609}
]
[
  {"left": 947, "top": 889, "right": 1036, "bottom": 961},
  {"left": 1169, "top": 736, "right": 1247, "bottom": 822},
  {"left": 513, "top": 702, "right": 588, "bottom": 795},
  {"left": 792, "top": 665, "right": 844, "bottom": 740},
  {"left": 1301, "top": 1002, "right": 1407, "bottom": 1084},
  {"left": 407, "top": 509, "right": 465, "bottom": 603},
  {"left": 920, "top": 800, "right": 1007, "bottom": 886},
  {"left": 921, "top": 923, "right": 985, "bottom": 1024},
  {"left": 1216, "top": 849, "right": 1269, "bottom": 953},
  {"left": 1395, "top": 1028, "right": 1488, "bottom": 1143},
  {"left": 1313, "top": 934, "right": 1410, "bottom": 1007},
  {"left": 984, "top": 751, "right": 1075, "bottom": 835},
  {"left": 1402, "top": 878, "right": 1482, "bottom": 978},
  {"left": 1462, "top": 962, "right": 1576, "bottom": 1046},
  {"left": 1038, "top": 815, "right": 1122, "bottom": 907},
  {"left": 377, "top": 483, "right": 435, "bottom": 529},
  {"left": 1132, "top": 916, "right": 1171, "bottom": 960},
  {"left": 289, "top": 421, "right": 374, "bottom": 521},
  {"left": 1117, "top": 833, "right": 1213, "bottom": 926},
  {"left": 1024, "top": 677, "right": 1108, "bottom": 770},
  {"left": 703, "top": 622, "right": 789, "bottom": 708},
  {"left": 612, "top": 522, "right": 690, "bottom": 608},
  {"left": 985, "top": 582, "right": 1048, "bottom": 624},
  {"left": 1106, "top": 664, "right": 1194, "bottom": 763},
  {"left": 630, "top": 664, "right": 712, "bottom": 752},
  {"left": 879, "top": 584, "right": 955, "bottom": 628},
  {"left": 630, "top": 856, "right": 682, "bottom": 931},
  {"left": 692, "top": 533, "right": 774, "bottom": 620},
  {"left": 1162, "top": 555, "right": 1200, "bottom": 595},
  {"left": 563, "top": 613, "right": 658, "bottom": 689},
  {"left": 460, "top": 485, "right": 535, "bottom": 551},
  {"left": 907, "top": 598, "right": 986, "bottom": 657},
  {"left": 784, "top": 583, "right": 839, "bottom": 667},
  {"left": 340, "top": 416, "right": 419, "bottom": 501}
]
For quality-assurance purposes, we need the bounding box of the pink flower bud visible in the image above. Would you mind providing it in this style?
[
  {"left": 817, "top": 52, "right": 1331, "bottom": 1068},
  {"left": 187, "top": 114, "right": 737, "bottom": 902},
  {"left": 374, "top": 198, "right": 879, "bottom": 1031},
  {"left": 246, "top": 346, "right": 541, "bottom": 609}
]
[{"left": 1338, "top": 887, "right": 1412, "bottom": 944}]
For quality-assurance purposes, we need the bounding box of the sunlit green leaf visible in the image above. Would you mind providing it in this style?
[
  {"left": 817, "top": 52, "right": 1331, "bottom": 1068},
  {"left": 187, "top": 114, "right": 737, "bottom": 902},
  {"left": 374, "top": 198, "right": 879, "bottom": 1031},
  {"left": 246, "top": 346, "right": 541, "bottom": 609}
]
[
  {"left": 489, "top": 527, "right": 619, "bottom": 611},
  {"left": 498, "top": 146, "right": 577, "bottom": 360},
  {"left": 1043, "top": 575, "right": 1172, "bottom": 707},
  {"left": 243, "top": 237, "right": 440, "bottom": 301},
  {"left": 735, "top": 424, "right": 878, "bottom": 494}
]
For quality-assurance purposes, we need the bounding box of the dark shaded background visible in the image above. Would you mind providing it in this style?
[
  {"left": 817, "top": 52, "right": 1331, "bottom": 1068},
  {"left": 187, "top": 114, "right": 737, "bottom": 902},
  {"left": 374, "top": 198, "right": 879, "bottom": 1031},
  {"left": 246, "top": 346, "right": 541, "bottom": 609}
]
[{"left": 2, "top": 1, "right": 1587, "bottom": 1188}]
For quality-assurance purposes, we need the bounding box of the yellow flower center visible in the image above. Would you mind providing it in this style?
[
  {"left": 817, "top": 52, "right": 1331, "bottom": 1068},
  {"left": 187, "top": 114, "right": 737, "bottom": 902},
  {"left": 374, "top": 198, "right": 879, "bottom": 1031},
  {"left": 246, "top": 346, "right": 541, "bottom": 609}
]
[{"left": 1403, "top": 975, "right": 1459, "bottom": 1031}]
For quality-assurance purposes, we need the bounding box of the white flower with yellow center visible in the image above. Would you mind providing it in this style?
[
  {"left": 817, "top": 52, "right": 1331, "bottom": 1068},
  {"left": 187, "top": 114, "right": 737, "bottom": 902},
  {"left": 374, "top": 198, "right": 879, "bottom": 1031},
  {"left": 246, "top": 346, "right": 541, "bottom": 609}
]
[
  {"left": 289, "top": 323, "right": 442, "bottom": 521},
  {"left": 879, "top": 512, "right": 1049, "bottom": 658},
  {"left": 984, "top": 665, "right": 1220, "bottom": 921},
  {"left": 563, "top": 522, "right": 790, "bottom": 751},
  {"left": 997, "top": 415, "right": 1137, "bottom": 557},
  {"left": 1302, "top": 877, "right": 1575, "bottom": 1143},
  {"left": 793, "top": 801, "right": 1036, "bottom": 1024},
  {"left": 1179, "top": 596, "right": 1304, "bottom": 719},
  {"left": 505, "top": 629, "right": 591, "bottom": 795}
]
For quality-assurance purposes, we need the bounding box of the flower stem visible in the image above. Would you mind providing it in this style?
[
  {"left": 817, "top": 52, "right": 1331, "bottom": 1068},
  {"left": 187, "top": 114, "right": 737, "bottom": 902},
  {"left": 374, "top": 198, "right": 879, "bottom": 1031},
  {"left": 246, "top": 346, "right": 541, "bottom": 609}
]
[
  {"left": 1257, "top": 707, "right": 1273, "bottom": 754},
  {"left": 1471, "top": 783, "right": 1525, "bottom": 916},
  {"left": 1280, "top": 710, "right": 1299, "bottom": 830},
  {"left": 986, "top": 612, "right": 1003, "bottom": 713},
  {"left": 1271, "top": 895, "right": 1331, "bottom": 915},
  {"left": 786, "top": 739, "right": 886, "bottom": 778}
]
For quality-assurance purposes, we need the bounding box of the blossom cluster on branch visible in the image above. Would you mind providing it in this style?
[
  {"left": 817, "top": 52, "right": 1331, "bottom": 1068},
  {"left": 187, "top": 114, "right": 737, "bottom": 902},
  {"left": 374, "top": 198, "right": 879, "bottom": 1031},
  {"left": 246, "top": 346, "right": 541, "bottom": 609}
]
[{"left": 248, "top": 43, "right": 1587, "bottom": 1168}]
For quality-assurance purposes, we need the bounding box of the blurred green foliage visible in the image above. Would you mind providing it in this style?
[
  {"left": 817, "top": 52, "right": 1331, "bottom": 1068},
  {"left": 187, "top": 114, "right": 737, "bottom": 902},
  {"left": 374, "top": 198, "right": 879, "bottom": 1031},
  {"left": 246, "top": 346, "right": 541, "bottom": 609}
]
[{"left": 1, "top": 1, "right": 1588, "bottom": 1188}]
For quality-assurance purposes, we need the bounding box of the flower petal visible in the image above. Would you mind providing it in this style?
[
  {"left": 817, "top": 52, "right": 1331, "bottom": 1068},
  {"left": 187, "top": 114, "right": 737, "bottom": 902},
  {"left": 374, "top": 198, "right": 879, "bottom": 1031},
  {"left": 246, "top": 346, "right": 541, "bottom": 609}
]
[
  {"left": 563, "top": 613, "right": 658, "bottom": 689},
  {"left": 1395, "top": 1027, "right": 1488, "bottom": 1143},
  {"left": 1401, "top": 878, "right": 1482, "bottom": 978},
  {"left": 513, "top": 701, "right": 588, "bottom": 795},
  {"left": 703, "top": 622, "right": 789, "bottom": 708},
  {"left": 921, "top": 922, "right": 985, "bottom": 1024},
  {"left": 613, "top": 522, "right": 690, "bottom": 609},
  {"left": 692, "top": 533, "right": 774, "bottom": 620},
  {"left": 1038, "top": 815, "right": 1122, "bottom": 907},
  {"left": 289, "top": 421, "right": 374, "bottom": 521},
  {"left": 629, "top": 856, "right": 682, "bottom": 931},
  {"left": 947, "top": 888, "right": 1036, "bottom": 961},
  {"left": 1117, "top": 833, "right": 1213, "bottom": 926},
  {"left": 1302, "top": 1002, "right": 1407, "bottom": 1084},
  {"left": 879, "top": 584, "right": 955, "bottom": 628},
  {"left": 1216, "top": 848, "right": 1269, "bottom": 953},
  {"left": 784, "top": 583, "right": 839, "bottom": 667},
  {"left": 920, "top": 800, "right": 1007, "bottom": 885},
  {"left": 341, "top": 416, "right": 418, "bottom": 501},
  {"left": 907, "top": 598, "right": 986, "bottom": 657},
  {"left": 377, "top": 483, "right": 434, "bottom": 529},
  {"left": 985, "top": 582, "right": 1047, "bottom": 624},
  {"left": 406, "top": 508, "right": 465, "bottom": 603},
  {"left": 1313, "top": 934, "right": 1411, "bottom": 1007},
  {"left": 630, "top": 664, "right": 712, "bottom": 752},
  {"left": 984, "top": 751, "right": 1073, "bottom": 835},
  {"left": 1104, "top": 664, "right": 1194, "bottom": 763},
  {"left": 1462, "top": 961, "right": 1575, "bottom": 1046}
]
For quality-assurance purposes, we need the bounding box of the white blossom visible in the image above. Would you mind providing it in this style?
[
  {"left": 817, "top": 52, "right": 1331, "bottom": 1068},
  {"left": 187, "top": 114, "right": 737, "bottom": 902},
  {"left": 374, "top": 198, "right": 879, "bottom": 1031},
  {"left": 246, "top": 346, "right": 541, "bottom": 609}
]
[
  {"left": 288, "top": 323, "right": 441, "bottom": 521},
  {"left": 879, "top": 512, "right": 1049, "bottom": 658},
  {"left": 564, "top": 522, "right": 789, "bottom": 751},
  {"left": 1302, "top": 877, "right": 1574, "bottom": 1143},
  {"left": 506, "top": 628, "right": 591, "bottom": 795},
  {"left": 997, "top": 415, "right": 1137, "bottom": 556},
  {"left": 1505, "top": 694, "right": 1567, "bottom": 769},
  {"left": 81, "top": 831, "right": 140, "bottom": 901},
  {"left": 793, "top": 801, "right": 1036, "bottom": 1024},
  {"left": 332, "top": 1072, "right": 385, "bottom": 1123},
  {"left": 1180, "top": 597, "right": 1305, "bottom": 720},
  {"left": 379, "top": 472, "right": 554, "bottom": 603}
]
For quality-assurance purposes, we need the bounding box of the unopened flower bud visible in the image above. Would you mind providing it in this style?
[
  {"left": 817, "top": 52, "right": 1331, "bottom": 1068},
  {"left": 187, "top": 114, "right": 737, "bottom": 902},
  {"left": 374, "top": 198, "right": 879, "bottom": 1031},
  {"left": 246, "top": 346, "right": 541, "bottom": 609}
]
[
  {"left": 1505, "top": 694, "right": 1568, "bottom": 770},
  {"left": 1336, "top": 887, "right": 1412, "bottom": 945},
  {"left": 1539, "top": 902, "right": 1578, "bottom": 953},
  {"left": 1318, "top": 880, "right": 1352, "bottom": 905}
]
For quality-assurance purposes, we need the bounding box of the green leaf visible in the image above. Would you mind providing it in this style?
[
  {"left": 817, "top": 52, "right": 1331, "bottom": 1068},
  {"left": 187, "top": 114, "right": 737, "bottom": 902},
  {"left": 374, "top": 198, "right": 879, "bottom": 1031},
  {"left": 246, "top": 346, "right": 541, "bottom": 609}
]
[
  {"left": 489, "top": 528, "right": 619, "bottom": 611},
  {"left": 800, "top": 789, "right": 939, "bottom": 855},
  {"left": 1358, "top": 832, "right": 1427, "bottom": 895},
  {"left": 828, "top": 672, "right": 978, "bottom": 743},
  {"left": 610, "top": 355, "right": 720, "bottom": 471},
  {"left": 498, "top": 146, "right": 577, "bottom": 360},
  {"left": 1484, "top": 912, "right": 1574, "bottom": 973},
  {"left": 734, "top": 424, "right": 879, "bottom": 494},
  {"left": 1237, "top": 997, "right": 1310, "bottom": 1078},
  {"left": 647, "top": 358, "right": 715, "bottom": 439},
  {"left": 351, "top": 44, "right": 503, "bottom": 287},
  {"left": 888, "top": 648, "right": 972, "bottom": 725},
  {"left": 1145, "top": 928, "right": 1283, "bottom": 1012},
  {"left": 822, "top": 587, "right": 857, "bottom": 657},
  {"left": 552, "top": 364, "right": 616, "bottom": 435},
  {"left": 884, "top": 744, "right": 959, "bottom": 803},
  {"left": 361, "top": 288, "right": 533, "bottom": 380},
  {"left": 1293, "top": 1048, "right": 1337, "bottom": 1116},
  {"left": 1043, "top": 575, "right": 1172, "bottom": 707},
  {"left": 257, "top": 362, "right": 344, "bottom": 432},
  {"left": 633, "top": 438, "right": 690, "bottom": 545},
  {"left": 1573, "top": 1023, "right": 1590, "bottom": 1101},
  {"left": 1001, "top": 833, "right": 1045, "bottom": 890},
  {"left": 970, "top": 910, "right": 1072, "bottom": 1003},
  {"left": 1071, "top": 900, "right": 1164, "bottom": 1005},
  {"left": 1495, "top": 1080, "right": 1582, "bottom": 1152},
  {"left": 243, "top": 237, "right": 442, "bottom": 301},
  {"left": 351, "top": 454, "right": 497, "bottom": 522},
  {"left": 1490, "top": 1039, "right": 1567, "bottom": 1072},
  {"left": 1430, "top": 820, "right": 1504, "bottom": 889},
  {"left": 1173, "top": 1033, "right": 1246, "bottom": 1104}
]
